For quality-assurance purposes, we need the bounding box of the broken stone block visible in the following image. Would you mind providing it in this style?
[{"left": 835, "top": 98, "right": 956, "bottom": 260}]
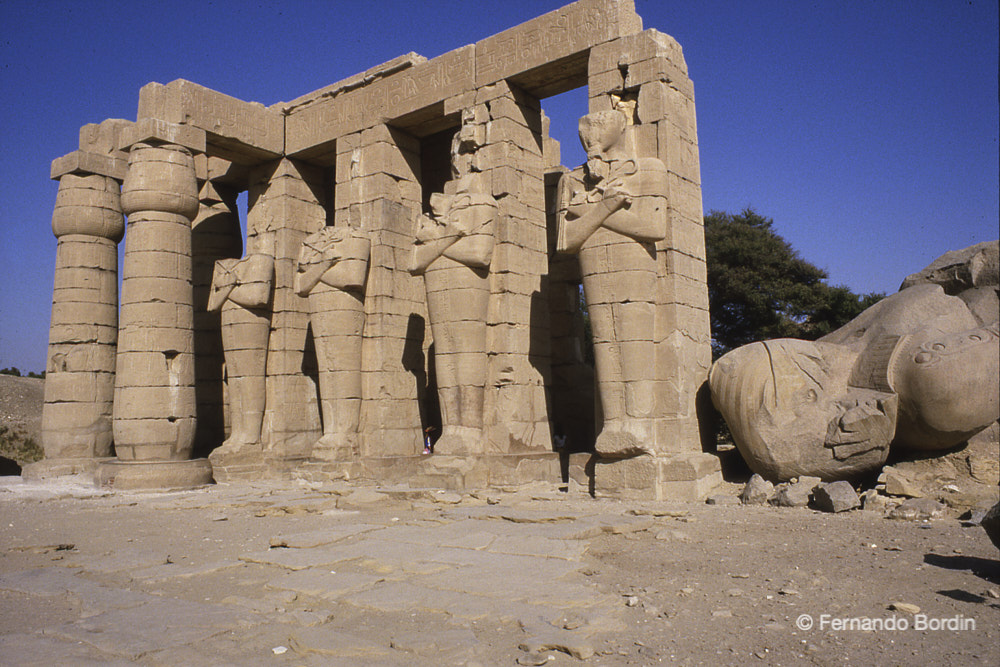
[
  {"left": 812, "top": 481, "right": 861, "bottom": 513},
  {"left": 740, "top": 474, "right": 774, "bottom": 505},
  {"left": 772, "top": 477, "right": 820, "bottom": 508},
  {"left": 887, "top": 497, "right": 947, "bottom": 521},
  {"left": 881, "top": 466, "right": 924, "bottom": 498},
  {"left": 982, "top": 502, "right": 1000, "bottom": 549}
]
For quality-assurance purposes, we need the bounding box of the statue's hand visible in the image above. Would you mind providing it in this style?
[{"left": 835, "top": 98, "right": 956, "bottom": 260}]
[{"left": 602, "top": 186, "right": 632, "bottom": 210}]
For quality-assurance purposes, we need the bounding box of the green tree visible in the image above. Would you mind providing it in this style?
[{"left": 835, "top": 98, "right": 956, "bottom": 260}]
[{"left": 705, "top": 208, "right": 882, "bottom": 356}]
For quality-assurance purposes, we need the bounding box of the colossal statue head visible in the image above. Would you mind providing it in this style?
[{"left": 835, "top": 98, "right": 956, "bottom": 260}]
[{"left": 710, "top": 338, "right": 897, "bottom": 481}]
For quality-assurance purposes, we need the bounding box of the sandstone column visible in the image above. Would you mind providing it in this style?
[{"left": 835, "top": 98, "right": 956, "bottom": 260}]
[
  {"left": 102, "top": 125, "right": 213, "bottom": 489},
  {"left": 39, "top": 174, "right": 123, "bottom": 468},
  {"left": 27, "top": 119, "right": 131, "bottom": 479}
]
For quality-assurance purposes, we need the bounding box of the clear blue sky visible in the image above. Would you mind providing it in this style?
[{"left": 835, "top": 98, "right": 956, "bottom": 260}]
[{"left": 1, "top": 0, "right": 997, "bottom": 373}]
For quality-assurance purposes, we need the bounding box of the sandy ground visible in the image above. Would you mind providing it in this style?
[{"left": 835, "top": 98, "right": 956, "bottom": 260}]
[{"left": 1, "top": 475, "right": 998, "bottom": 666}]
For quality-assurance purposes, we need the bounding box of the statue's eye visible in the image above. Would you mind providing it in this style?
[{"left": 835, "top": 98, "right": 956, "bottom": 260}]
[{"left": 805, "top": 389, "right": 818, "bottom": 403}]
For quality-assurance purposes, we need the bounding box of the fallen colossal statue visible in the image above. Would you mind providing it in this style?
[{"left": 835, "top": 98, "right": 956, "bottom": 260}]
[{"left": 710, "top": 241, "right": 999, "bottom": 481}]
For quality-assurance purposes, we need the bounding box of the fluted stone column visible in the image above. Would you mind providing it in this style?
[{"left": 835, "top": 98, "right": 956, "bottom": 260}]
[
  {"left": 101, "top": 141, "right": 212, "bottom": 489},
  {"left": 38, "top": 174, "right": 123, "bottom": 470}
]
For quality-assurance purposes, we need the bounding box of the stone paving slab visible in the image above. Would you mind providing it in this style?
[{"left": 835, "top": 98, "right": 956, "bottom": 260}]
[
  {"left": 43, "top": 597, "right": 260, "bottom": 660},
  {"left": 0, "top": 632, "right": 135, "bottom": 667},
  {"left": 266, "top": 568, "right": 385, "bottom": 599},
  {"left": 268, "top": 524, "right": 383, "bottom": 548}
]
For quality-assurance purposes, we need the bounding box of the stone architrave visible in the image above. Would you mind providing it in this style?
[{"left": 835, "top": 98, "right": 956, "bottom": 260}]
[
  {"left": 556, "top": 109, "right": 668, "bottom": 456},
  {"left": 410, "top": 128, "right": 498, "bottom": 455},
  {"left": 106, "top": 139, "right": 212, "bottom": 488},
  {"left": 207, "top": 254, "right": 273, "bottom": 457},
  {"left": 710, "top": 242, "right": 1000, "bottom": 482},
  {"left": 295, "top": 227, "right": 371, "bottom": 460},
  {"left": 40, "top": 173, "right": 123, "bottom": 463}
]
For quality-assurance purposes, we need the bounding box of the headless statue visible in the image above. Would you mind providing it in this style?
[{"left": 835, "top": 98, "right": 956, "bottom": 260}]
[
  {"left": 410, "top": 131, "right": 497, "bottom": 455},
  {"left": 295, "top": 227, "right": 371, "bottom": 461},
  {"left": 207, "top": 254, "right": 274, "bottom": 452},
  {"left": 556, "top": 110, "right": 668, "bottom": 456}
]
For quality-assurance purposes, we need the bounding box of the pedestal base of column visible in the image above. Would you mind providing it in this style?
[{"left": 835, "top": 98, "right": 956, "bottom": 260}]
[
  {"left": 96, "top": 459, "right": 213, "bottom": 490},
  {"left": 567, "top": 451, "right": 723, "bottom": 501},
  {"left": 21, "top": 457, "right": 115, "bottom": 481},
  {"left": 208, "top": 443, "right": 267, "bottom": 482}
]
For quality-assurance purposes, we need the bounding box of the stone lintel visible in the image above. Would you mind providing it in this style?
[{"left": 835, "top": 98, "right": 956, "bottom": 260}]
[
  {"left": 51, "top": 150, "right": 128, "bottom": 181},
  {"left": 474, "top": 0, "right": 641, "bottom": 88},
  {"left": 137, "top": 80, "right": 284, "bottom": 161},
  {"left": 118, "top": 118, "right": 207, "bottom": 154},
  {"left": 284, "top": 0, "right": 642, "bottom": 159},
  {"left": 285, "top": 44, "right": 476, "bottom": 159},
  {"left": 274, "top": 52, "right": 428, "bottom": 113}
]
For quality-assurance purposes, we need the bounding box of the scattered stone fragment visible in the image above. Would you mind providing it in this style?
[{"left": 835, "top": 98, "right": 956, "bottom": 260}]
[
  {"left": 881, "top": 466, "right": 924, "bottom": 498},
  {"left": 986, "top": 589, "right": 1000, "bottom": 599},
  {"left": 887, "top": 498, "right": 946, "bottom": 521},
  {"left": 888, "top": 602, "right": 920, "bottom": 614},
  {"left": 741, "top": 474, "right": 774, "bottom": 505},
  {"left": 711, "top": 609, "right": 732, "bottom": 618},
  {"left": 706, "top": 494, "right": 739, "bottom": 506},
  {"left": 517, "top": 652, "right": 554, "bottom": 666},
  {"left": 625, "top": 596, "right": 639, "bottom": 607},
  {"left": 519, "top": 632, "right": 595, "bottom": 660},
  {"left": 772, "top": 478, "right": 818, "bottom": 508},
  {"left": 432, "top": 491, "right": 463, "bottom": 504},
  {"left": 812, "top": 481, "right": 861, "bottom": 513},
  {"left": 958, "top": 508, "right": 987, "bottom": 526},
  {"left": 967, "top": 454, "right": 1000, "bottom": 485},
  {"left": 982, "top": 501, "right": 1000, "bottom": 549},
  {"left": 861, "top": 489, "right": 888, "bottom": 512}
]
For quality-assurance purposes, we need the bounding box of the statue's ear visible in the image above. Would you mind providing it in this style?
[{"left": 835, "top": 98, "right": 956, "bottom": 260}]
[{"left": 824, "top": 390, "right": 897, "bottom": 461}]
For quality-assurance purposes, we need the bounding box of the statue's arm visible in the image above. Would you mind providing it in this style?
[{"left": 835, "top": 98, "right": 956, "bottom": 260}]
[
  {"left": 444, "top": 234, "right": 494, "bottom": 268},
  {"left": 442, "top": 205, "right": 495, "bottom": 268},
  {"left": 228, "top": 255, "right": 274, "bottom": 308},
  {"left": 600, "top": 165, "right": 669, "bottom": 243},
  {"left": 207, "top": 260, "right": 237, "bottom": 311},
  {"left": 294, "top": 254, "right": 335, "bottom": 297},
  {"left": 410, "top": 215, "right": 463, "bottom": 275}
]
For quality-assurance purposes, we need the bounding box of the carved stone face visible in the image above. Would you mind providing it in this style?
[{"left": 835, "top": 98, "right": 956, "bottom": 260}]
[
  {"left": 710, "top": 339, "right": 895, "bottom": 480},
  {"left": 578, "top": 110, "right": 627, "bottom": 161}
]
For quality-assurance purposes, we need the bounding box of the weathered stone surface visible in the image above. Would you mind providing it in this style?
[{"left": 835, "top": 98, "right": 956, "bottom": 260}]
[
  {"left": 711, "top": 242, "right": 999, "bottom": 482},
  {"left": 887, "top": 497, "right": 947, "bottom": 521},
  {"left": 138, "top": 79, "right": 283, "bottom": 159},
  {"left": 982, "top": 501, "right": 1000, "bottom": 549},
  {"left": 772, "top": 478, "right": 819, "bottom": 508},
  {"left": 40, "top": 0, "right": 717, "bottom": 499},
  {"left": 740, "top": 474, "right": 774, "bottom": 505},
  {"left": 812, "top": 481, "right": 861, "bottom": 513}
]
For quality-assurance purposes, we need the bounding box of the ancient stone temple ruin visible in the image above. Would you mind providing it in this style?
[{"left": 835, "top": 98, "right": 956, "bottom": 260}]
[{"left": 31, "top": 0, "right": 721, "bottom": 499}]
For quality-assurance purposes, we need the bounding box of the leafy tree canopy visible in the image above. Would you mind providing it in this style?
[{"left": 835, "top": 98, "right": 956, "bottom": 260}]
[{"left": 705, "top": 208, "right": 883, "bottom": 356}]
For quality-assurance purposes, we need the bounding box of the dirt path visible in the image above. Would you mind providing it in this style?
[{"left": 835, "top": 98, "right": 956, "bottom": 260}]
[{"left": 1, "top": 477, "right": 997, "bottom": 665}]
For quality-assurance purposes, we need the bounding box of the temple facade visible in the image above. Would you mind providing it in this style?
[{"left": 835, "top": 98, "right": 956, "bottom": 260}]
[{"left": 30, "top": 0, "right": 720, "bottom": 499}]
